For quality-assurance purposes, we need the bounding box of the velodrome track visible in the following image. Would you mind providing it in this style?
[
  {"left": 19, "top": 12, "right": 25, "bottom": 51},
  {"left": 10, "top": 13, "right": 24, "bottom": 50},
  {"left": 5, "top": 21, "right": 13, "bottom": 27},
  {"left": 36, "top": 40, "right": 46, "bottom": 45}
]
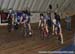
[{"left": 0, "top": 16, "right": 75, "bottom": 54}]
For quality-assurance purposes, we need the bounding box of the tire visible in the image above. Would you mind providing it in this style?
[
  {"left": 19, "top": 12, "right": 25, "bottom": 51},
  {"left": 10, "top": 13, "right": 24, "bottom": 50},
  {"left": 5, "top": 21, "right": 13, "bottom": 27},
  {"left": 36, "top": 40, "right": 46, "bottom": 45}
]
[
  {"left": 43, "top": 28, "right": 48, "bottom": 39},
  {"left": 41, "top": 27, "right": 48, "bottom": 40}
]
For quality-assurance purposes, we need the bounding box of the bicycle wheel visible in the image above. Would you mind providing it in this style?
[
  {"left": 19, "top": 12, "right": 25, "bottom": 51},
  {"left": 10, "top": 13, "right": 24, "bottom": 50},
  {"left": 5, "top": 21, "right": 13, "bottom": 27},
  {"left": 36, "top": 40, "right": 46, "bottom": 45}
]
[
  {"left": 40, "top": 27, "right": 48, "bottom": 40},
  {"left": 24, "top": 23, "right": 30, "bottom": 38},
  {"left": 43, "top": 28, "right": 49, "bottom": 39}
]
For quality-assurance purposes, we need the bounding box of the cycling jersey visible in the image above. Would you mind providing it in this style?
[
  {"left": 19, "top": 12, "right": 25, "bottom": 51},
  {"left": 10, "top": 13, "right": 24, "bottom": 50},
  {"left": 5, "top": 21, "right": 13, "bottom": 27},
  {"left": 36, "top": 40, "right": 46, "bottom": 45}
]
[
  {"left": 52, "top": 18, "right": 61, "bottom": 33},
  {"left": 45, "top": 15, "right": 52, "bottom": 27},
  {"left": 22, "top": 13, "right": 30, "bottom": 23},
  {"left": 16, "top": 11, "right": 22, "bottom": 22},
  {"left": 54, "top": 21, "right": 61, "bottom": 33},
  {"left": 40, "top": 16, "right": 46, "bottom": 23},
  {"left": 17, "top": 11, "right": 22, "bottom": 17},
  {"left": 22, "top": 13, "right": 26, "bottom": 21},
  {"left": 45, "top": 15, "right": 51, "bottom": 20}
]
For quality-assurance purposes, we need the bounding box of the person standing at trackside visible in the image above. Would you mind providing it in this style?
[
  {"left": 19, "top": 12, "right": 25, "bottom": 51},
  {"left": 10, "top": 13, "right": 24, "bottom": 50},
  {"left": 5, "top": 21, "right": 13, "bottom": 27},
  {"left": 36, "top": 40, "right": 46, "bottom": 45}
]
[
  {"left": 65, "top": 12, "right": 71, "bottom": 31},
  {"left": 47, "top": 4, "right": 54, "bottom": 34},
  {"left": 48, "top": 4, "right": 53, "bottom": 27},
  {"left": 48, "top": 4, "right": 55, "bottom": 34},
  {"left": 45, "top": 13, "right": 52, "bottom": 35}
]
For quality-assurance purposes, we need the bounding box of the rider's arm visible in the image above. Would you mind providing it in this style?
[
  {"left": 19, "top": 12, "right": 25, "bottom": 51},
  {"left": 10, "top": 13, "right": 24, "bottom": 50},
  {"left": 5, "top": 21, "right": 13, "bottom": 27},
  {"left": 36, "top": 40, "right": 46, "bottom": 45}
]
[{"left": 59, "top": 24, "right": 62, "bottom": 33}]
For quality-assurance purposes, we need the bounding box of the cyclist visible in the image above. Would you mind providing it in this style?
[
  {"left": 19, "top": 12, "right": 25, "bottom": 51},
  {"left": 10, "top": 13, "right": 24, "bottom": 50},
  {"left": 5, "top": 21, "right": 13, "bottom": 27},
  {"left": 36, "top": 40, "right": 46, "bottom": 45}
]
[
  {"left": 20, "top": 10, "right": 32, "bottom": 36},
  {"left": 13, "top": 11, "right": 19, "bottom": 30},
  {"left": 7, "top": 8, "right": 14, "bottom": 32},
  {"left": 52, "top": 18, "right": 64, "bottom": 44},
  {"left": 38, "top": 13, "right": 49, "bottom": 35}
]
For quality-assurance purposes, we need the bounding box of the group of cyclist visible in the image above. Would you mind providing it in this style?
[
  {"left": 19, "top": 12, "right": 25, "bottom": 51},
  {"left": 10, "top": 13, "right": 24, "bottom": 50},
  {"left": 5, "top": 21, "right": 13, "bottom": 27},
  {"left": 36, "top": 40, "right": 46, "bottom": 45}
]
[
  {"left": 7, "top": 8, "right": 32, "bottom": 35},
  {"left": 38, "top": 5, "right": 63, "bottom": 44},
  {"left": 39, "top": 12, "right": 63, "bottom": 44},
  {"left": 7, "top": 4, "right": 64, "bottom": 44}
]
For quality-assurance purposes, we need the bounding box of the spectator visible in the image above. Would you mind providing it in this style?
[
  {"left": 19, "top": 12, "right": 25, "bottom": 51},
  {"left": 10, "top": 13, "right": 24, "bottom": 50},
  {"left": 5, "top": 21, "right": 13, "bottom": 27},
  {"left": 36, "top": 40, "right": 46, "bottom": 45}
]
[{"left": 65, "top": 12, "right": 71, "bottom": 31}]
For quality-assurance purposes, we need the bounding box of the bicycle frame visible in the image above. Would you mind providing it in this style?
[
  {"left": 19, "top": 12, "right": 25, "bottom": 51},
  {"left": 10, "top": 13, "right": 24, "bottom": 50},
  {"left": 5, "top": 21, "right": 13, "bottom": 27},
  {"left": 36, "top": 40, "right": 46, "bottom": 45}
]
[
  {"left": 23, "top": 23, "right": 29, "bottom": 37},
  {"left": 40, "top": 25, "right": 48, "bottom": 39}
]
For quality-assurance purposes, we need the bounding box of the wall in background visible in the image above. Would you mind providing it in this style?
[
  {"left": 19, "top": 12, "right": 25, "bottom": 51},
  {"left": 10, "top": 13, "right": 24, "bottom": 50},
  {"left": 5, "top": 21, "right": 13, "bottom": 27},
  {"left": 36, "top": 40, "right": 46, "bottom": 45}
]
[
  {"left": 31, "top": 13, "right": 40, "bottom": 23},
  {"left": 0, "top": 13, "right": 40, "bottom": 25},
  {"left": 0, "top": 12, "right": 75, "bottom": 26}
]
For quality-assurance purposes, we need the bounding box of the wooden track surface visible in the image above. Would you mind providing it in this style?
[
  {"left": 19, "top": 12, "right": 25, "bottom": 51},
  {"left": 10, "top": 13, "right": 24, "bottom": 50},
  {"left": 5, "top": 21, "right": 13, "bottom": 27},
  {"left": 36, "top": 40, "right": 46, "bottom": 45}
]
[{"left": 0, "top": 17, "right": 75, "bottom": 54}]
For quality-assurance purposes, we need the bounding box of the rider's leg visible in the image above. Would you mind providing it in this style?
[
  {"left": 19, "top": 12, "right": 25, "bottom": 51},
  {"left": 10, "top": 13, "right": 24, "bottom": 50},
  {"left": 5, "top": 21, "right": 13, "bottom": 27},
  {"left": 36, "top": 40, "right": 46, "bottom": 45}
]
[
  {"left": 60, "top": 27, "right": 64, "bottom": 44},
  {"left": 56, "top": 27, "right": 64, "bottom": 44},
  {"left": 28, "top": 23, "right": 32, "bottom": 35},
  {"left": 59, "top": 32, "right": 64, "bottom": 44},
  {"left": 52, "top": 25, "right": 55, "bottom": 35},
  {"left": 45, "top": 24, "right": 49, "bottom": 33},
  {"left": 55, "top": 27, "right": 57, "bottom": 35}
]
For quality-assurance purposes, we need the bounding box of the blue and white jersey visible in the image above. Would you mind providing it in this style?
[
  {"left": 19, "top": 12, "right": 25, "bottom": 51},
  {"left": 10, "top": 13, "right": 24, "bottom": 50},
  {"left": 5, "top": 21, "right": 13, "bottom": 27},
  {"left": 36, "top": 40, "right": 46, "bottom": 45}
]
[
  {"left": 17, "top": 12, "right": 22, "bottom": 18},
  {"left": 45, "top": 15, "right": 51, "bottom": 20},
  {"left": 16, "top": 11, "right": 22, "bottom": 20},
  {"left": 56, "top": 22, "right": 61, "bottom": 28},
  {"left": 22, "top": 13, "right": 26, "bottom": 20},
  {"left": 25, "top": 14, "right": 30, "bottom": 23},
  {"left": 17, "top": 11, "right": 22, "bottom": 17},
  {"left": 40, "top": 15, "right": 46, "bottom": 24},
  {"left": 22, "top": 13, "right": 30, "bottom": 21}
]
